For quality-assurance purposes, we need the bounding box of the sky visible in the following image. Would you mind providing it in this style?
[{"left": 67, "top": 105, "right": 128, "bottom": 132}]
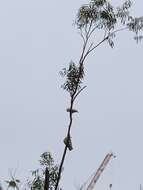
[{"left": 0, "top": 0, "right": 143, "bottom": 190}]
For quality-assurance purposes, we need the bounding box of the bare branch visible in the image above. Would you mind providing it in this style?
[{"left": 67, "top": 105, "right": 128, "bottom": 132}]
[
  {"left": 55, "top": 97, "right": 74, "bottom": 190},
  {"left": 88, "top": 25, "right": 99, "bottom": 39},
  {"left": 82, "top": 36, "right": 109, "bottom": 63},
  {"left": 112, "top": 26, "right": 128, "bottom": 34},
  {"left": 73, "top": 85, "right": 87, "bottom": 101},
  {"left": 81, "top": 26, "right": 129, "bottom": 63},
  {"left": 79, "top": 30, "right": 86, "bottom": 44}
]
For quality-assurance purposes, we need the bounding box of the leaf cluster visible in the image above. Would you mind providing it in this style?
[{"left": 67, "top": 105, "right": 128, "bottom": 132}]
[
  {"left": 60, "top": 0, "right": 143, "bottom": 96},
  {"left": 127, "top": 17, "right": 143, "bottom": 42},
  {"left": 76, "top": 0, "right": 143, "bottom": 44},
  {"left": 60, "top": 61, "right": 84, "bottom": 96},
  {"left": 76, "top": 0, "right": 117, "bottom": 31},
  {"left": 30, "top": 170, "right": 43, "bottom": 190},
  {"left": 29, "top": 152, "right": 59, "bottom": 190}
]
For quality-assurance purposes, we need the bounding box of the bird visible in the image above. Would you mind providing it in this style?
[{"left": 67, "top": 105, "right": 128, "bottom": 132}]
[
  {"left": 66, "top": 108, "right": 78, "bottom": 113},
  {"left": 63, "top": 136, "right": 73, "bottom": 151}
]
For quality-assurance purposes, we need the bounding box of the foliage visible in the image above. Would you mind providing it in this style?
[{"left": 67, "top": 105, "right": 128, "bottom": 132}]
[
  {"left": 60, "top": 61, "right": 84, "bottom": 97},
  {"left": 28, "top": 152, "right": 59, "bottom": 190},
  {"left": 59, "top": 0, "right": 143, "bottom": 98},
  {"left": 2, "top": 152, "right": 58, "bottom": 190},
  {"left": 76, "top": 0, "right": 143, "bottom": 44}
]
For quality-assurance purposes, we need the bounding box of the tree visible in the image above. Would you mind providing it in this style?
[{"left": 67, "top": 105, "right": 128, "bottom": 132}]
[
  {"left": 1, "top": 1, "right": 143, "bottom": 190},
  {"left": 4, "top": 152, "right": 58, "bottom": 190},
  {"left": 55, "top": 0, "right": 143, "bottom": 189},
  {"left": 28, "top": 152, "right": 58, "bottom": 190}
]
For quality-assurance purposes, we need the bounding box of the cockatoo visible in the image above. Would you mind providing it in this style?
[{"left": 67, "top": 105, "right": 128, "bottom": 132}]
[
  {"left": 63, "top": 136, "right": 73, "bottom": 151},
  {"left": 66, "top": 108, "right": 78, "bottom": 113}
]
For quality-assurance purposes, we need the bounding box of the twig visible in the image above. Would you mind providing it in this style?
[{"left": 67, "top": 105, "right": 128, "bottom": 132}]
[
  {"left": 79, "top": 30, "right": 86, "bottom": 44},
  {"left": 73, "top": 86, "right": 87, "bottom": 101},
  {"left": 81, "top": 26, "right": 129, "bottom": 63},
  {"left": 81, "top": 36, "right": 109, "bottom": 63}
]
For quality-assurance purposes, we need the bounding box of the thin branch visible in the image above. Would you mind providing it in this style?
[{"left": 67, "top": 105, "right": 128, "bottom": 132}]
[
  {"left": 103, "top": 30, "right": 107, "bottom": 39},
  {"left": 54, "top": 146, "right": 68, "bottom": 190},
  {"left": 87, "top": 20, "right": 94, "bottom": 38},
  {"left": 81, "top": 26, "right": 129, "bottom": 63},
  {"left": 87, "top": 36, "right": 108, "bottom": 55},
  {"left": 112, "top": 26, "right": 128, "bottom": 34},
  {"left": 87, "top": 42, "right": 94, "bottom": 53},
  {"left": 79, "top": 36, "right": 89, "bottom": 64},
  {"left": 88, "top": 25, "right": 99, "bottom": 39},
  {"left": 54, "top": 98, "right": 74, "bottom": 190},
  {"left": 79, "top": 26, "right": 93, "bottom": 64},
  {"left": 84, "top": 23, "right": 88, "bottom": 37},
  {"left": 82, "top": 36, "right": 109, "bottom": 63},
  {"left": 79, "top": 30, "right": 86, "bottom": 44},
  {"left": 73, "top": 86, "right": 87, "bottom": 101}
]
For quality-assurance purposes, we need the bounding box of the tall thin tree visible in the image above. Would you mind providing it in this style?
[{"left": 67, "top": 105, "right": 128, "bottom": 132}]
[{"left": 55, "top": 0, "right": 143, "bottom": 189}]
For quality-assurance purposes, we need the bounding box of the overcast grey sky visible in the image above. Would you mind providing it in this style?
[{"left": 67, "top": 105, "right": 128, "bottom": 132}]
[{"left": 0, "top": 1, "right": 143, "bottom": 190}]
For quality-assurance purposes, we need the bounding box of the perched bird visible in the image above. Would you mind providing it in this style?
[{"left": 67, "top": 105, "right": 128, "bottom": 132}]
[
  {"left": 63, "top": 136, "right": 73, "bottom": 151},
  {"left": 66, "top": 108, "right": 78, "bottom": 113}
]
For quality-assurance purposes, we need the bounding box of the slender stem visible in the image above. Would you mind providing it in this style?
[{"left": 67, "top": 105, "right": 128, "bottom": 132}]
[
  {"left": 81, "top": 26, "right": 129, "bottom": 63},
  {"left": 73, "top": 86, "right": 87, "bottom": 101},
  {"left": 79, "top": 21, "right": 94, "bottom": 64},
  {"left": 82, "top": 36, "right": 109, "bottom": 63},
  {"left": 79, "top": 30, "right": 86, "bottom": 44},
  {"left": 79, "top": 36, "right": 89, "bottom": 64},
  {"left": 54, "top": 146, "right": 68, "bottom": 190},
  {"left": 113, "top": 27, "right": 128, "bottom": 34},
  {"left": 54, "top": 98, "right": 74, "bottom": 190},
  {"left": 88, "top": 25, "right": 99, "bottom": 39}
]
